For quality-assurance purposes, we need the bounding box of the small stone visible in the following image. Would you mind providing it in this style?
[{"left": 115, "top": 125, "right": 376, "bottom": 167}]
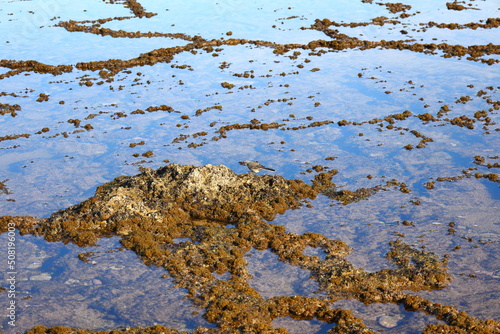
[
  {"left": 377, "top": 315, "right": 403, "bottom": 328},
  {"left": 26, "top": 261, "right": 43, "bottom": 269},
  {"left": 30, "top": 273, "right": 52, "bottom": 281}
]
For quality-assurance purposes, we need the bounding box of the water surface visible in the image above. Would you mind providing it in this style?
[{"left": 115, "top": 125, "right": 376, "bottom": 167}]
[{"left": 0, "top": 0, "right": 499, "bottom": 333}]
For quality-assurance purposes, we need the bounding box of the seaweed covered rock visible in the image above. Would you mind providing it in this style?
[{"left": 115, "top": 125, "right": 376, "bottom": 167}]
[
  {"left": 33, "top": 163, "right": 320, "bottom": 246},
  {"left": 1, "top": 163, "right": 498, "bottom": 333}
]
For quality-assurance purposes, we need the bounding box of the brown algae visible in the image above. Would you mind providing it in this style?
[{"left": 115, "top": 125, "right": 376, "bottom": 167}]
[{"left": 1, "top": 164, "right": 499, "bottom": 333}]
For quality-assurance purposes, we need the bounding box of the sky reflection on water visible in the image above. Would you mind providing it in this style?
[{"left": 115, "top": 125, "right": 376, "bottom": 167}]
[{"left": 0, "top": 0, "right": 499, "bottom": 332}]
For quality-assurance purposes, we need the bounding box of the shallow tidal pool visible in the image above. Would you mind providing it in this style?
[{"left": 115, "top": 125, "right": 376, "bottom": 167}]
[{"left": 0, "top": 0, "right": 499, "bottom": 333}]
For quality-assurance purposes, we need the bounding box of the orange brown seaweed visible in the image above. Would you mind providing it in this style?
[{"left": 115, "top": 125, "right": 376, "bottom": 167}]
[
  {"left": 0, "top": 59, "right": 73, "bottom": 77},
  {"left": 0, "top": 103, "right": 21, "bottom": 117},
  {"left": 418, "top": 17, "right": 500, "bottom": 30},
  {"left": 0, "top": 179, "right": 11, "bottom": 195},
  {"left": 167, "top": 86, "right": 496, "bottom": 149},
  {"left": 382, "top": 2, "right": 412, "bottom": 14},
  {"left": 2, "top": 12, "right": 499, "bottom": 83},
  {"left": 1, "top": 163, "right": 498, "bottom": 333},
  {"left": 0, "top": 133, "right": 30, "bottom": 142}
]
